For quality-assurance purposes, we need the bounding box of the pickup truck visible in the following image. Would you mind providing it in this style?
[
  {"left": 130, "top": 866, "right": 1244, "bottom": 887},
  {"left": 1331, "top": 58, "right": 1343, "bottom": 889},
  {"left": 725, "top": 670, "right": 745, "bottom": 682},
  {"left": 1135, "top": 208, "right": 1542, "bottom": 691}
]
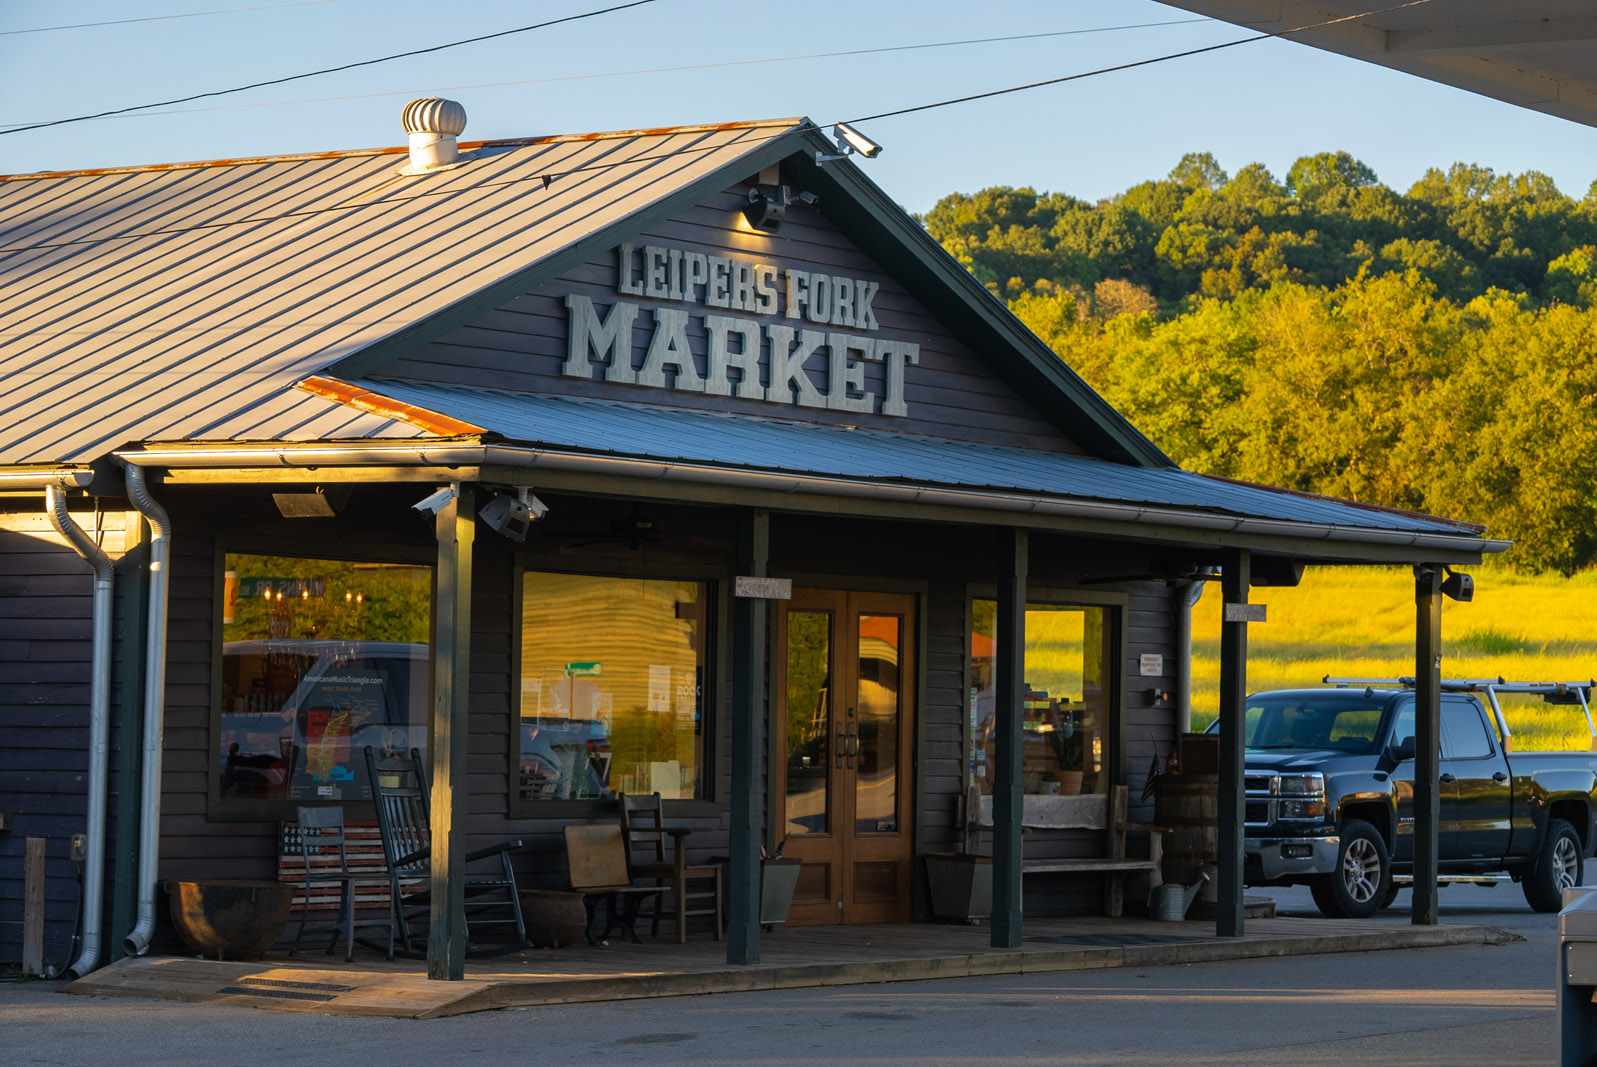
[{"left": 1207, "top": 681, "right": 1597, "bottom": 918}]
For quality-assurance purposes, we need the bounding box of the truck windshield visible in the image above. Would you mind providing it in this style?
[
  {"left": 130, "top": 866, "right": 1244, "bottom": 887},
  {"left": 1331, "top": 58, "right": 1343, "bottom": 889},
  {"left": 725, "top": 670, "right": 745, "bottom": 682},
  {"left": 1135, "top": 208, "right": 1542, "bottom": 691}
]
[{"left": 1213, "top": 695, "right": 1389, "bottom": 754}]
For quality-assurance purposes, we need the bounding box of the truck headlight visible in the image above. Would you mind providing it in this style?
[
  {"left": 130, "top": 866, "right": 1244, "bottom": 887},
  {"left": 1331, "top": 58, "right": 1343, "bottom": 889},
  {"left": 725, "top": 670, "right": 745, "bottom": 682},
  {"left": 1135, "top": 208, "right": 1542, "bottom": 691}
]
[
  {"left": 1277, "top": 798, "right": 1328, "bottom": 819},
  {"left": 1277, "top": 773, "right": 1325, "bottom": 796}
]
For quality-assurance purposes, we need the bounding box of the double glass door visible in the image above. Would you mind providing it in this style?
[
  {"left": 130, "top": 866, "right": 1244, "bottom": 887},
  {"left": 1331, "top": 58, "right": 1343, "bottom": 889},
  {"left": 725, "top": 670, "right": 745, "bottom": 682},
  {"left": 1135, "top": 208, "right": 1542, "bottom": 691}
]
[{"left": 776, "top": 589, "right": 916, "bottom": 925}]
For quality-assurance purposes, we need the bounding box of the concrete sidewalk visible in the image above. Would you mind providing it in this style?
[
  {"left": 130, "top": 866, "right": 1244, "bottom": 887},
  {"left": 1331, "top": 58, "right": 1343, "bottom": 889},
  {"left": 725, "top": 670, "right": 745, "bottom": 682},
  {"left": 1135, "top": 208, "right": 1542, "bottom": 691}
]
[{"left": 62, "top": 912, "right": 1517, "bottom": 1019}]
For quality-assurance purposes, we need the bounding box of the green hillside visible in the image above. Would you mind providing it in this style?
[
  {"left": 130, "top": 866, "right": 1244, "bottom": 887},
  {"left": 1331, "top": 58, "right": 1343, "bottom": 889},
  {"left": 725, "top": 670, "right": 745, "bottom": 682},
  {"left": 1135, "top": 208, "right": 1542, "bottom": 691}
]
[{"left": 925, "top": 154, "right": 1597, "bottom": 573}]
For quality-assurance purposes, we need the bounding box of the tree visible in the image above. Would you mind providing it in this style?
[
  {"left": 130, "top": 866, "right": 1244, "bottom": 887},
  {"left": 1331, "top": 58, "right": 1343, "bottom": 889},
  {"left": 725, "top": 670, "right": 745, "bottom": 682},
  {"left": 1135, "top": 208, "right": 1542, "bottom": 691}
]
[{"left": 1286, "top": 151, "right": 1379, "bottom": 202}]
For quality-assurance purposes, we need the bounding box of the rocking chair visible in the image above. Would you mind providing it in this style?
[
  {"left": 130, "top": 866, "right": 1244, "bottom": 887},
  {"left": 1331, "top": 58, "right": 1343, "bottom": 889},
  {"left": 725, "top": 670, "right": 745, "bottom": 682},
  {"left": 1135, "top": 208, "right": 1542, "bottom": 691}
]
[{"left": 363, "top": 746, "right": 529, "bottom": 958}]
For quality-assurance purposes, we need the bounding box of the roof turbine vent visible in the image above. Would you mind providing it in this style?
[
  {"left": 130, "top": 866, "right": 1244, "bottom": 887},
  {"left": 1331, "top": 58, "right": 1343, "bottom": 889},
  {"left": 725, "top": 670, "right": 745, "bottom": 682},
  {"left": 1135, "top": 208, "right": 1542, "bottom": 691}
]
[{"left": 401, "top": 98, "right": 467, "bottom": 171}]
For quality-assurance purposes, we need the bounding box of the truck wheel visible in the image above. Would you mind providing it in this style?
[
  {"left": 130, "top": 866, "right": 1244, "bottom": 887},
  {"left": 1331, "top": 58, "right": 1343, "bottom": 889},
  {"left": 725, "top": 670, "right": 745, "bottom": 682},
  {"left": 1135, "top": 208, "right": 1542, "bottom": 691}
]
[
  {"left": 1523, "top": 818, "right": 1583, "bottom": 913},
  {"left": 1309, "top": 819, "right": 1390, "bottom": 918},
  {"left": 1380, "top": 881, "right": 1400, "bottom": 910}
]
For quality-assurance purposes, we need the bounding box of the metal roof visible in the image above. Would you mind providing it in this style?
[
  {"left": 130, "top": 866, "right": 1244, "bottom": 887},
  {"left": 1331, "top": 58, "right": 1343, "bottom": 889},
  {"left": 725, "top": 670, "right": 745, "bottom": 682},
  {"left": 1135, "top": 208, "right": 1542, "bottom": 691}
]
[
  {"left": 1156, "top": 1, "right": 1597, "bottom": 129},
  {"left": 0, "top": 120, "right": 803, "bottom": 465},
  {"left": 355, "top": 379, "right": 1480, "bottom": 537}
]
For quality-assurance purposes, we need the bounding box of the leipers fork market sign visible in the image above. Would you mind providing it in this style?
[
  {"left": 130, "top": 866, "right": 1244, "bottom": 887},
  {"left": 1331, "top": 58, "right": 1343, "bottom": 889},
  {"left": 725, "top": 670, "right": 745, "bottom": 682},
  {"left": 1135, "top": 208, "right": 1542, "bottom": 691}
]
[{"left": 561, "top": 243, "right": 920, "bottom": 417}]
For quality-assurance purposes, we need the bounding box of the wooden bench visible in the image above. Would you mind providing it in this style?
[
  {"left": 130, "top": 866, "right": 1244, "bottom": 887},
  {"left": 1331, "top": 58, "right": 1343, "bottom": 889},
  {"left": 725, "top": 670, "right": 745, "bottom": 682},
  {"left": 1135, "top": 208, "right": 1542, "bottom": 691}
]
[
  {"left": 969, "top": 784, "right": 1164, "bottom": 917},
  {"left": 278, "top": 819, "right": 409, "bottom": 913}
]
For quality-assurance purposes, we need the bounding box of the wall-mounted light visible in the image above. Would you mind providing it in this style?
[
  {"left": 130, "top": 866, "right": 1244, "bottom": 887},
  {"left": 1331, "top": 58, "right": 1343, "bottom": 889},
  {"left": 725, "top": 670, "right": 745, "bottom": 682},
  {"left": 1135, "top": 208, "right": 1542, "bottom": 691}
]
[
  {"left": 743, "top": 187, "right": 786, "bottom": 233},
  {"left": 1441, "top": 567, "right": 1474, "bottom": 602},
  {"left": 479, "top": 487, "right": 548, "bottom": 542},
  {"left": 741, "top": 185, "right": 819, "bottom": 234}
]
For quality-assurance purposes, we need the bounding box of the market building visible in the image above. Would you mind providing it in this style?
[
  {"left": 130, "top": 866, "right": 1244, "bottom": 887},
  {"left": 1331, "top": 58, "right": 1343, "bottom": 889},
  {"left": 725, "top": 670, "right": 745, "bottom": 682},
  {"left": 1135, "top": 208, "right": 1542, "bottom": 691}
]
[{"left": 0, "top": 103, "right": 1504, "bottom": 979}]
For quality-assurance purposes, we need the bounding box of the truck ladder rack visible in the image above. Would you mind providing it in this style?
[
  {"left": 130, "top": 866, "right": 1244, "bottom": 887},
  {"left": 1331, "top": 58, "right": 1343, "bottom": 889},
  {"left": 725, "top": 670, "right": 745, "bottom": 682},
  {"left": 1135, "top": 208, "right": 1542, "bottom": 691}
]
[{"left": 1320, "top": 676, "right": 1597, "bottom": 749}]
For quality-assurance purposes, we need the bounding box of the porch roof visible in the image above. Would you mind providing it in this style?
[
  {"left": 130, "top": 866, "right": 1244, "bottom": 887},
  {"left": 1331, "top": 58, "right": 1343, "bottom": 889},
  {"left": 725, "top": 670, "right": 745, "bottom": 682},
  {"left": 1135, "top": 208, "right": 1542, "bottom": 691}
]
[{"left": 345, "top": 379, "right": 1501, "bottom": 554}]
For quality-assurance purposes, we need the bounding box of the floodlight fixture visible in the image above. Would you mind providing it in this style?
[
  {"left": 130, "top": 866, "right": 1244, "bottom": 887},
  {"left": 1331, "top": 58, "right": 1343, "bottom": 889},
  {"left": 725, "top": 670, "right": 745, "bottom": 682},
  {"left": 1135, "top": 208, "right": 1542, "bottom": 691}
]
[
  {"left": 1441, "top": 567, "right": 1474, "bottom": 603},
  {"left": 479, "top": 487, "right": 548, "bottom": 542}
]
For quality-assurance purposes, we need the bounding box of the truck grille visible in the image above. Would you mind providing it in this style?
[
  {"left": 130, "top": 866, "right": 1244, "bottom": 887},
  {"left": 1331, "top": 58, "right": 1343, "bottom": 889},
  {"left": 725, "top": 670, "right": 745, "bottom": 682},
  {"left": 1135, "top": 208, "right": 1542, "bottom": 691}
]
[{"left": 1244, "top": 774, "right": 1276, "bottom": 829}]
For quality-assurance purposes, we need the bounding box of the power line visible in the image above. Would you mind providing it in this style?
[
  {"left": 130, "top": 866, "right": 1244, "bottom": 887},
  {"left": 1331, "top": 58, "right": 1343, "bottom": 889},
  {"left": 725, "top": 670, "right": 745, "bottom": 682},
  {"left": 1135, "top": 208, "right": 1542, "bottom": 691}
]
[
  {"left": 0, "top": 1, "right": 345, "bottom": 37},
  {"left": 848, "top": 0, "right": 1437, "bottom": 124},
  {"left": 0, "top": 0, "right": 1440, "bottom": 255},
  {"left": 0, "top": 0, "right": 659, "bottom": 137},
  {"left": 1, "top": 20, "right": 1211, "bottom": 127}
]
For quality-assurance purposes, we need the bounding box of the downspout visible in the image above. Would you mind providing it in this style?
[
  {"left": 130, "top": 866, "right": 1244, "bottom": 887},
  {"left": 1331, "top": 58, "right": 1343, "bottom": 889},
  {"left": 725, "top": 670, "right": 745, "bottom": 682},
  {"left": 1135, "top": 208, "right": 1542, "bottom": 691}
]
[
  {"left": 45, "top": 485, "right": 113, "bottom": 979},
  {"left": 119, "top": 464, "right": 170, "bottom": 957},
  {"left": 1174, "top": 571, "right": 1214, "bottom": 734}
]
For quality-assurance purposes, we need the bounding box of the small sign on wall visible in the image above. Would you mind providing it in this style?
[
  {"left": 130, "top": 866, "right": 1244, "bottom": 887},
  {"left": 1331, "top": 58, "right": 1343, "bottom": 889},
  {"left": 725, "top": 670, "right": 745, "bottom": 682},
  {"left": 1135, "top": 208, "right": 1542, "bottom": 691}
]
[
  {"left": 734, "top": 576, "right": 792, "bottom": 599},
  {"left": 1224, "top": 603, "right": 1267, "bottom": 623},
  {"left": 1138, "top": 653, "right": 1163, "bottom": 677}
]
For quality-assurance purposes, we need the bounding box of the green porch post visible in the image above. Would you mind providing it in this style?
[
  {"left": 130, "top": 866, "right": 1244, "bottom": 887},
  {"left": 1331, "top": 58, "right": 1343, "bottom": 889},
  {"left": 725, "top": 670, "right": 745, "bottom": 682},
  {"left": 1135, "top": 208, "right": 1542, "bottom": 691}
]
[
  {"left": 428, "top": 483, "right": 473, "bottom": 980},
  {"left": 1413, "top": 565, "right": 1443, "bottom": 926},
  {"left": 728, "top": 508, "right": 769, "bottom": 964},
  {"left": 991, "top": 528, "right": 1026, "bottom": 949},
  {"left": 1216, "top": 548, "right": 1250, "bottom": 938}
]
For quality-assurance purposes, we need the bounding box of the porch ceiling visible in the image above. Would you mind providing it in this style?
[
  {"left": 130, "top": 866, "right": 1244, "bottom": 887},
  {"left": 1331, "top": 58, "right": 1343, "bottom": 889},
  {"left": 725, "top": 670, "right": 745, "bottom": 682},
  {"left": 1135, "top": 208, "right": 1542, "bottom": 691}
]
[{"left": 1154, "top": 0, "right": 1597, "bottom": 128}]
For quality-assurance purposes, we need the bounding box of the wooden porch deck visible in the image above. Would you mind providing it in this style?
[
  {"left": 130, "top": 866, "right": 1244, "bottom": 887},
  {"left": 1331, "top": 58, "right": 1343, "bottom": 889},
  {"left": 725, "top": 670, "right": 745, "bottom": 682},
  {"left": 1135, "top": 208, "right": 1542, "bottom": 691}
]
[{"left": 63, "top": 913, "right": 1515, "bottom": 1019}]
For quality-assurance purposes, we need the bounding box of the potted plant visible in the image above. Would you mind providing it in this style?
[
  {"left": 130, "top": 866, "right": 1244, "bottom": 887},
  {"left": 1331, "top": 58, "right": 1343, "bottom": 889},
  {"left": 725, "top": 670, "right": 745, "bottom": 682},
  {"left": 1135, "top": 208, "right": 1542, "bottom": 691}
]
[{"left": 1047, "top": 706, "right": 1084, "bottom": 795}]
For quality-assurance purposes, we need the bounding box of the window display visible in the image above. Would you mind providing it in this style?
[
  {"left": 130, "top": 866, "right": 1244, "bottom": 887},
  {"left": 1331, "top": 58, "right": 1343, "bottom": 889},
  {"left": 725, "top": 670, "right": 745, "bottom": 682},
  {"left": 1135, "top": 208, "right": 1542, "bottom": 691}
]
[
  {"left": 517, "top": 571, "right": 709, "bottom": 804},
  {"left": 969, "top": 601, "right": 1113, "bottom": 796},
  {"left": 218, "top": 554, "right": 431, "bottom": 807}
]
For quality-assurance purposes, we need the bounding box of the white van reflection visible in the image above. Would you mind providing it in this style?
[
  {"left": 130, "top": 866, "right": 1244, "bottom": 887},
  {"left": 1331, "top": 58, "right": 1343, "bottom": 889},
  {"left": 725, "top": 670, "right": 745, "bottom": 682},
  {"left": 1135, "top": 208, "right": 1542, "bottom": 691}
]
[{"left": 219, "top": 640, "right": 428, "bottom": 801}]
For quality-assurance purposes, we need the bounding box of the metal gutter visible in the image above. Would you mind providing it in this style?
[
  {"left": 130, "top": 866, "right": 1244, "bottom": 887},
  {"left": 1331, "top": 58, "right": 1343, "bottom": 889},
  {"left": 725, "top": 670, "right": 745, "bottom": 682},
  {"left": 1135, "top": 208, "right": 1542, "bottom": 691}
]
[
  {"left": 0, "top": 469, "right": 94, "bottom": 489},
  {"left": 112, "top": 443, "right": 1512, "bottom": 555},
  {"left": 45, "top": 486, "right": 113, "bottom": 978},
  {"left": 118, "top": 464, "right": 170, "bottom": 957}
]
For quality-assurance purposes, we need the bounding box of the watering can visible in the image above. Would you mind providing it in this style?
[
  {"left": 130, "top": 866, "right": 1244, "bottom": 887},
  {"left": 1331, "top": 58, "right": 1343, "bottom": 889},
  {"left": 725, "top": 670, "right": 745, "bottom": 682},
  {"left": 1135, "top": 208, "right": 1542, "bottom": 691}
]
[{"left": 1148, "top": 872, "right": 1210, "bottom": 921}]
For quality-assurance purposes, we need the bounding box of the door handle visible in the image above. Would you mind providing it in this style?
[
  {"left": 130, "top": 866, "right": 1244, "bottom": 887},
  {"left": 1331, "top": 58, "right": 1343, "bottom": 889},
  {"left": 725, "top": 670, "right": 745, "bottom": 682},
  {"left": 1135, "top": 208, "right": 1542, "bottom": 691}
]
[
  {"left": 1492, "top": 771, "right": 1508, "bottom": 782},
  {"left": 1439, "top": 773, "right": 1456, "bottom": 783}
]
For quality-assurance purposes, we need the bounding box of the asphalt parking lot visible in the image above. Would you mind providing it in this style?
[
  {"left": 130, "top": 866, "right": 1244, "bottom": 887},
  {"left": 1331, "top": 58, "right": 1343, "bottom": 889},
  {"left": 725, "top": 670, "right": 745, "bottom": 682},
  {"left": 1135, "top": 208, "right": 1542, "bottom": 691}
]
[{"left": 2, "top": 879, "right": 1561, "bottom": 1067}]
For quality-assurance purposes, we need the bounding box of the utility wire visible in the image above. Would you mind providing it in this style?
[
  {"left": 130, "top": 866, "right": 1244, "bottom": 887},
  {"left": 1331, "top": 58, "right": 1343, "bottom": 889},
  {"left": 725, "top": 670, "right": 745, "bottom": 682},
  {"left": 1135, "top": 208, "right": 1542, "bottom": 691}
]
[
  {"left": 0, "top": 1, "right": 345, "bottom": 37},
  {"left": 848, "top": 0, "right": 1436, "bottom": 124},
  {"left": 0, "top": 0, "right": 658, "bottom": 137},
  {"left": 0, "top": 0, "right": 1438, "bottom": 255},
  {"left": 1, "top": 20, "right": 1210, "bottom": 127}
]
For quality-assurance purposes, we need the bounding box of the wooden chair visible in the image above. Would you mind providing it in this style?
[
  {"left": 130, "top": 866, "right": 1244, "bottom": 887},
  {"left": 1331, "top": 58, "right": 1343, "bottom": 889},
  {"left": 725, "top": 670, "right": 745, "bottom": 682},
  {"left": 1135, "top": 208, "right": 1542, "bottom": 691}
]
[
  {"left": 619, "top": 791, "right": 723, "bottom": 943},
  {"left": 284, "top": 805, "right": 359, "bottom": 962},
  {"left": 563, "top": 824, "right": 664, "bottom": 945},
  {"left": 363, "top": 746, "right": 529, "bottom": 958}
]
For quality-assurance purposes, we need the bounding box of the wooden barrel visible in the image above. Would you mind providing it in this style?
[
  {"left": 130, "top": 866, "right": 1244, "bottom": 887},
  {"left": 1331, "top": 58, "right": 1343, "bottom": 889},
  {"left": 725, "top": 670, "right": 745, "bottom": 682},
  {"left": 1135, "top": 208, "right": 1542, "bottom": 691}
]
[{"left": 1154, "top": 774, "right": 1219, "bottom": 886}]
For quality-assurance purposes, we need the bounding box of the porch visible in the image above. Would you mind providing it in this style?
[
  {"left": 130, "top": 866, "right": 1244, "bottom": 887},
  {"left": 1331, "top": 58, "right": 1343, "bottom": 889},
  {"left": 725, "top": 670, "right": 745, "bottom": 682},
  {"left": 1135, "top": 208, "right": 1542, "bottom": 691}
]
[{"left": 63, "top": 911, "right": 1512, "bottom": 1019}]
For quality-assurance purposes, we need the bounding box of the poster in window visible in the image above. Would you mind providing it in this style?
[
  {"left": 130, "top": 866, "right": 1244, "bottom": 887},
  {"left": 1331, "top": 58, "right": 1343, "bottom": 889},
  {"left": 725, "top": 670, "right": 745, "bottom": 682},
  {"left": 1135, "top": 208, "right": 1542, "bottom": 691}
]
[{"left": 292, "top": 671, "right": 385, "bottom": 800}]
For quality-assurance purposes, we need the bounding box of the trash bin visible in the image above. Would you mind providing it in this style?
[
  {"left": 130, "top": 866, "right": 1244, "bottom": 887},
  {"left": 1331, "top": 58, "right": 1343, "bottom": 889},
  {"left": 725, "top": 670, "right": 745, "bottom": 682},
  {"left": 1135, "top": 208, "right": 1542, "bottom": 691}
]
[{"left": 1558, "top": 886, "right": 1597, "bottom": 1065}]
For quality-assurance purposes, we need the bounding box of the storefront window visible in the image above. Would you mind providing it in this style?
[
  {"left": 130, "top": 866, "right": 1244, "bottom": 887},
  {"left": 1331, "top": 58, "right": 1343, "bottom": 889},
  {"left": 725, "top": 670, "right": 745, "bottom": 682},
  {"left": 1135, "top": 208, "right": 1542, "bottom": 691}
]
[
  {"left": 218, "top": 554, "right": 431, "bottom": 806},
  {"left": 969, "top": 601, "right": 1112, "bottom": 796},
  {"left": 518, "top": 572, "right": 709, "bottom": 803}
]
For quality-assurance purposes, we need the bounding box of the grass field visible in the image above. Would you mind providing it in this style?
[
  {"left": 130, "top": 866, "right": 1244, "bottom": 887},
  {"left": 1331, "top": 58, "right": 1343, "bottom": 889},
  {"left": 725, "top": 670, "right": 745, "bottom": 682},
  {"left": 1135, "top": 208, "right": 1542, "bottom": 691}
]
[{"left": 1187, "top": 566, "right": 1597, "bottom": 751}]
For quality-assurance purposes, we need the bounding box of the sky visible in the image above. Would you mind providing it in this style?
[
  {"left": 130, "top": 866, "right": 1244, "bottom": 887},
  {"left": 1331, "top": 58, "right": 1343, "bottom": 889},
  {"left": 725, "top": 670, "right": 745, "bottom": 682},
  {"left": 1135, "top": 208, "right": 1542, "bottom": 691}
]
[{"left": 2, "top": 0, "right": 1594, "bottom": 214}]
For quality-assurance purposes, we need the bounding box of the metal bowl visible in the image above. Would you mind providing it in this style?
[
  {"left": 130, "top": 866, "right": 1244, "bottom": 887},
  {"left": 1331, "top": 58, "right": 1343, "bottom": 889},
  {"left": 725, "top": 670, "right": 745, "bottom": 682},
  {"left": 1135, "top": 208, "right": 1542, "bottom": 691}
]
[{"left": 165, "top": 879, "right": 295, "bottom": 960}]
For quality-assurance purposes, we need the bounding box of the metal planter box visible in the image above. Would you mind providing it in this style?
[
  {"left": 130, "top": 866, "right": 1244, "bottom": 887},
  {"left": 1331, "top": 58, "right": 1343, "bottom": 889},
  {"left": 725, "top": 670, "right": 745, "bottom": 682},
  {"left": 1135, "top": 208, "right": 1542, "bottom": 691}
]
[{"left": 925, "top": 852, "right": 992, "bottom": 921}]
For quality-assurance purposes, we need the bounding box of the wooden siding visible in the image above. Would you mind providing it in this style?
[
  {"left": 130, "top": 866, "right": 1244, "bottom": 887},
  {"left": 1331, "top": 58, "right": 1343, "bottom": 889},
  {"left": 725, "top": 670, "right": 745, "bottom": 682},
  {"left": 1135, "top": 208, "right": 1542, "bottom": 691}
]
[
  {"left": 112, "top": 493, "right": 1188, "bottom": 932},
  {"left": 0, "top": 509, "right": 132, "bottom": 967},
  {"left": 379, "top": 184, "right": 1086, "bottom": 455}
]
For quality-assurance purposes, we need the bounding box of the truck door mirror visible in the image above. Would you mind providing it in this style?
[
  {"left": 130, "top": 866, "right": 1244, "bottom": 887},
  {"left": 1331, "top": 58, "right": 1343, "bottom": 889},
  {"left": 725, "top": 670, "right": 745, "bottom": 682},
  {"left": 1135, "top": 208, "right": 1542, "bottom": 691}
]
[{"left": 1378, "top": 735, "right": 1415, "bottom": 772}]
